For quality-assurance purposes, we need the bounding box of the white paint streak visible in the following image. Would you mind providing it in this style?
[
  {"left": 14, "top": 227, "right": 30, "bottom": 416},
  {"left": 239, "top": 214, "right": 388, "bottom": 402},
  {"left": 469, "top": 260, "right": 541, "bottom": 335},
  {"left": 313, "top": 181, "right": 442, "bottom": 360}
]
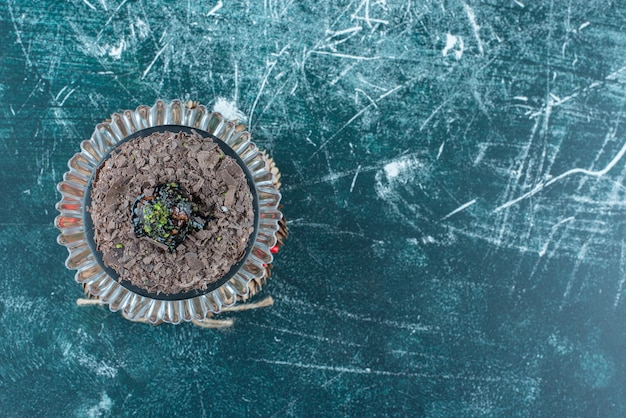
[
  {"left": 58, "top": 87, "right": 77, "bottom": 106},
  {"left": 310, "top": 50, "right": 382, "bottom": 61},
  {"left": 252, "top": 358, "right": 531, "bottom": 383},
  {"left": 437, "top": 141, "right": 445, "bottom": 160},
  {"left": 327, "top": 26, "right": 363, "bottom": 38},
  {"left": 494, "top": 140, "right": 626, "bottom": 212},
  {"left": 82, "top": 0, "right": 97, "bottom": 10},
  {"left": 254, "top": 359, "right": 404, "bottom": 377},
  {"left": 141, "top": 42, "right": 169, "bottom": 79},
  {"left": 355, "top": 88, "right": 378, "bottom": 109},
  {"left": 554, "top": 216, "right": 576, "bottom": 229},
  {"left": 54, "top": 86, "right": 69, "bottom": 103},
  {"left": 462, "top": 2, "right": 484, "bottom": 55},
  {"left": 441, "top": 199, "right": 477, "bottom": 220},
  {"left": 290, "top": 80, "right": 299, "bottom": 95},
  {"left": 377, "top": 83, "right": 405, "bottom": 100},
  {"left": 206, "top": 0, "right": 223, "bottom": 16},
  {"left": 352, "top": 16, "right": 389, "bottom": 25},
  {"left": 616, "top": 241, "right": 626, "bottom": 309},
  {"left": 349, "top": 165, "right": 361, "bottom": 193},
  {"left": 7, "top": 0, "right": 33, "bottom": 67},
  {"left": 330, "top": 63, "right": 356, "bottom": 85}
]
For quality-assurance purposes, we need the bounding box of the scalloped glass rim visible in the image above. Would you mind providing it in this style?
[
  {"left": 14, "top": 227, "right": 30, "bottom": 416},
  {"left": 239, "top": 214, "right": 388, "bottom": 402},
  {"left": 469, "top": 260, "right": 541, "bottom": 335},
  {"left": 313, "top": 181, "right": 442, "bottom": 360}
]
[{"left": 55, "top": 99, "right": 283, "bottom": 324}]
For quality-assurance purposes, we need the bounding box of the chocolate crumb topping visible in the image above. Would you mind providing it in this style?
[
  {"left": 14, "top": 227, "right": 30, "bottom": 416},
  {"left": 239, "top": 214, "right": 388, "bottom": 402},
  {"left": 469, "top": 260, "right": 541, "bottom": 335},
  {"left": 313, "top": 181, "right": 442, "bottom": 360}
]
[{"left": 89, "top": 130, "right": 254, "bottom": 295}]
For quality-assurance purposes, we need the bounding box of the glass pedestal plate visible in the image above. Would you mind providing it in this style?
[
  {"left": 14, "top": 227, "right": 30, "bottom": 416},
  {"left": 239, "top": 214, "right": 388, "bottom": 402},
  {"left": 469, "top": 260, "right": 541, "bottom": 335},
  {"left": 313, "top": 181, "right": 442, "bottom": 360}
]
[{"left": 55, "top": 99, "right": 285, "bottom": 325}]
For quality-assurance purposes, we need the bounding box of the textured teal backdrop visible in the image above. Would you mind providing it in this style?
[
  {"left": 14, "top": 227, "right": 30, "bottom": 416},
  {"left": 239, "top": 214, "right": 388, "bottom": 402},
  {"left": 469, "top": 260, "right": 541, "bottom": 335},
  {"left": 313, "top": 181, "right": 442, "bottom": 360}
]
[{"left": 2, "top": 0, "right": 626, "bottom": 416}]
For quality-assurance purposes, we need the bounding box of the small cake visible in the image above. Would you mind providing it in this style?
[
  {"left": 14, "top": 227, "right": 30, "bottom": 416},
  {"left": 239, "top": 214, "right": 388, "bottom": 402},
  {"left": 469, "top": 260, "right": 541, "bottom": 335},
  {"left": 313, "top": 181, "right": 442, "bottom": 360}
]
[{"left": 88, "top": 129, "right": 255, "bottom": 295}]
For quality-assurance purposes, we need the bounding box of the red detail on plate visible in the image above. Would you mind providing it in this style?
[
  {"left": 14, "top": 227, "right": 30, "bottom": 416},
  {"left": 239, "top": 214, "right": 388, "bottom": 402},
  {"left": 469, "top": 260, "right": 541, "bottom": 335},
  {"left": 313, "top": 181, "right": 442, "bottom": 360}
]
[
  {"left": 270, "top": 245, "right": 279, "bottom": 254},
  {"left": 58, "top": 217, "right": 80, "bottom": 228}
]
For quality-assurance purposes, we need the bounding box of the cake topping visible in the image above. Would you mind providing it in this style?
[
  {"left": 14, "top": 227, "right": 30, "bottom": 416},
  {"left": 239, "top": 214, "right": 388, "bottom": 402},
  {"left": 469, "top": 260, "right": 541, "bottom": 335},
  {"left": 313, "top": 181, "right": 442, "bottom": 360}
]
[{"left": 132, "top": 182, "right": 210, "bottom": 252}]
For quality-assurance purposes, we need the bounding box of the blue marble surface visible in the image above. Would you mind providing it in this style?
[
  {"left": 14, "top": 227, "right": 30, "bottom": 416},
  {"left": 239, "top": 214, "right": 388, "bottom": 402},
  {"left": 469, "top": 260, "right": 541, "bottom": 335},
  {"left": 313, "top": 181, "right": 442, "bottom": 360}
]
[{"left": 1, "top": 0, "right": 626, "bottom": 416}]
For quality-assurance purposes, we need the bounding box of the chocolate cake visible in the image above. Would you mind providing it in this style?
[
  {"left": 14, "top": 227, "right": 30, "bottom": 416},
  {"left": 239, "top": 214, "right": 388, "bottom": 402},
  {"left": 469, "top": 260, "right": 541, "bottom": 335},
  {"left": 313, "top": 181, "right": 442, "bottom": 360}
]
[{"left": 88, "top": 129, "right": 255, "bottom": 295}]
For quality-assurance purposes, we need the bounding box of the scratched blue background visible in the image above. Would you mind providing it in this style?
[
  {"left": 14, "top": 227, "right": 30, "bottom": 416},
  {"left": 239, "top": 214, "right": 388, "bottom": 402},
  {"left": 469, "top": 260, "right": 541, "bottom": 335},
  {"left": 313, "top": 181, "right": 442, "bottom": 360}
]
[{"left": 2, "top": 0, "right": 626, "bottom": 416}]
